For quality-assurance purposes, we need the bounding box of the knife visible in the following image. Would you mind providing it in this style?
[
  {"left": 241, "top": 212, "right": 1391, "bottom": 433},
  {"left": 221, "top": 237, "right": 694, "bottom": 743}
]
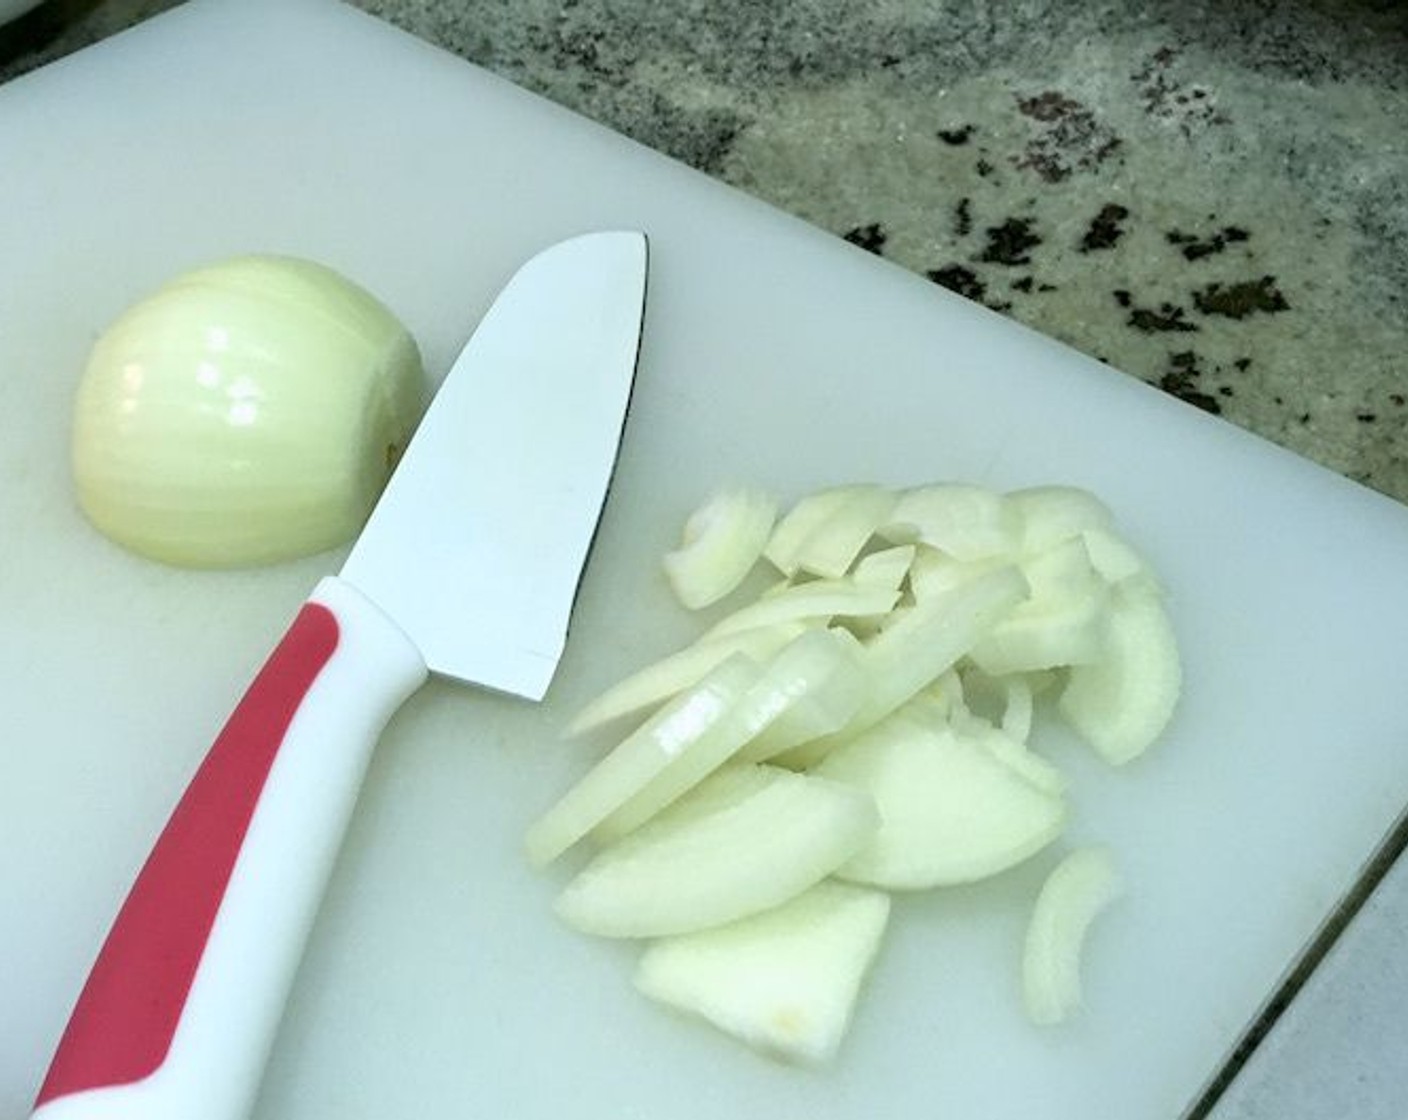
[{"left": 30, "top": 230, "right": 649, "bottom": 1120}]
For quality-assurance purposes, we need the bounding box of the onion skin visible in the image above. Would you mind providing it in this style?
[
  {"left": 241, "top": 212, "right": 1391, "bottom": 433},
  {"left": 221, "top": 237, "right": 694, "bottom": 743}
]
[{"left": 72, "top": 255, "right": 425, "bottom": 568}]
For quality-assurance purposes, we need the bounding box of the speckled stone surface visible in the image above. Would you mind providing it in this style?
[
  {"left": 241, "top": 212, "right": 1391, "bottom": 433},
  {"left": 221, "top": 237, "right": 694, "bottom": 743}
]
[{"left": 3, "top": 0, "right": 1407, "bottom": 505}]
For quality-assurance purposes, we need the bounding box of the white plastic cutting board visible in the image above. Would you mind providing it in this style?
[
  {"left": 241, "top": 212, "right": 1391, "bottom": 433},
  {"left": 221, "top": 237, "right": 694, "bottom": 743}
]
[{"left": 3, "top": 2, "right": 1407, "bottom": 1118}]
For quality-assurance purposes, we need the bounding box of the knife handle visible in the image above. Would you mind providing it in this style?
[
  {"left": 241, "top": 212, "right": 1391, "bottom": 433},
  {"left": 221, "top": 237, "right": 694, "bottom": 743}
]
[{"left": 31, "top": 576, "right": 428, "bottom": 1120}]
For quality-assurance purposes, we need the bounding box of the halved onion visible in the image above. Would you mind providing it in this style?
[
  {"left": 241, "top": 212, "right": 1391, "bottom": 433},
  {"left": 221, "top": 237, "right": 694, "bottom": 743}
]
[{"left": 72, "top": 254, "right": 424, "bottom": 567}]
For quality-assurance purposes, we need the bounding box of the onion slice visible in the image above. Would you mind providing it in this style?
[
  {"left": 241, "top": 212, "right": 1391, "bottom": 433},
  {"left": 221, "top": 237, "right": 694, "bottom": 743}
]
[
  {"left": 1058, "top": 583, "right": 1181, "bottom": 765},
  {"left": 883, "top": 484, "right": 1019, "bottom": 561},
  {"left": 968, "top": 538, "right": 1111, "bottom": 676},
  {"left": 776, "top": 565, "right": 1026, "bottom": 769},
  {"left": 1022, "top": 846, "right": 1122, "bottom": 1025},
  {"left": 789, "top": 486, "right": 898, "bottom": 579},
  {"left": 764, "top": 484, "right": 894, "bottom": 577},
  {"left": 566, "top": 623, "right": 807, "bottom": 737},
  {"left": 959, "top": 714, "right": 1068, "bottom": 798},
  {"left": 850, "top": 544, "right": 916, "bottom": 592},
  {"left": 999, "top": 673, "right": 1035, "bottom": 744},
  {"left": 1082, "top": 525, "right": 1160, "bottom": 592},
  {"left": 702, "top": 577, "right": 900, "bottom": 639},
  {"left": 663, "top": 487, "right": 778, "bottom": 609},
  {"left": 735, "top": 630, "right": 869, "bottom": 764},
  {"left": 634, "top": 880, "right": 891, "bottom": 1065},
  {"left": 815, "top": 705, "right": 1066, "bottom": 889},
  {"left": 1007, "top": 485, "right": 1114, "bottom": 554},
  {"left": 524, "top": 656, "right": 763, "bottom": 867},
  {"left": 555, "top": 764, "right": 880, "bottom": 938},
  {"left": 594, "top": 629, "right": 867, "bottom": 839},
  {"left": 907, "top": 546, "right": 1006, "bottom": 601}
]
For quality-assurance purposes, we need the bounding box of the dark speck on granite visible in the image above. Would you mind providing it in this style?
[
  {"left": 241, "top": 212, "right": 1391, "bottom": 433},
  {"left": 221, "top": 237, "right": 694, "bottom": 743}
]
[
  {"left": 953, "top": 197, "right": 973, "bottom": 238},
  {"left": 975, "top": 217, "right": 1042, "bottom": 267},
  {"left": 1193, "top": 277, "right": 1292, "bottom": 320},
  {"left": 926, "top": 265, "right": 987, "bottom": 304},
  {"left": 3, "top": 0, "right": 1405, "bottom": 506},
  {"left": 1168, "top": 225, "right": 1251, "bottom": 261},
  {"left": 842, "top": 222, "right": 887, "bottom": 255},
  {"left": 1128, "top": 301, "right": 1200, "bottom": 335},
  {"left": 1158, "top": 350, "right": 1223, "bottom": 415},
  {"left": 1013, "top": 90, "right": 1123, "bottom": 183},
  {"left": 1080, "top": 204, "right": 1131, "bottom": 252}
]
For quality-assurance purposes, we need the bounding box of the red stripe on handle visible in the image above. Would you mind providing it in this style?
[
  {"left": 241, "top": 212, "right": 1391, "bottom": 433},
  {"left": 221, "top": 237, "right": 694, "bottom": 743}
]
[{"left": 36, "top": 604, "right": 340, "bottom": 1105}]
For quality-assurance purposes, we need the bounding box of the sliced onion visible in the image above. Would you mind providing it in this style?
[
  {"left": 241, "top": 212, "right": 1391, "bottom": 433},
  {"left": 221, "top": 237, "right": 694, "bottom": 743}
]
[
  {"left": 883, "top": 484, "right": 1020, "bottom": 561},
  {"left": 566, "top": 623, "right": 807, "bottom": 737},
  {"left": 815, "top": 706, "right": 1066, "bottom": 889},
  {"left": 702, "top": 576, "right": 900, "bottom": 639},
  {"left": 958, "top": 714, "right": 1068, "bottom": 798},
  {"left": 850, "top": 544, "right": 916, "bottom": 592},
  {"left": 530, "top": 476, "right": 1183, "bottom": 1059},
  {"left": 1082, "top": 525, "right": 1160, "bottom": 592},
  {"left": 1022, "top": 846, "right": 1122, "bottom": 1025},
  {"left": 777, "top": 565, "right": 1027, "bottom": 769},
  {"left": 524, "top": 656, "right": 763, "bottom": 867},
  {"left": 594, "top": 629, "right": 867, "bottom": 839},
  {"left": 968, "top": 538, "right": 1111, "bottom": 675},
  {"left": 982, "top": 671, "right": 1036, "bottom": 745},
  {"left": 1007, "top": 485, "right": 1114, "bottom": 554},
  {"left": 554, "top": 764, "right": 880, "bottom": 938},
  {"left": 907, "top": 545, "right": 1006, "bottom": 600},
  {"left": 1058, "top": 583, "right": 1181, "bottom": 765},
  {"left": 764, "top": 484, "right": 893, "bottom": 576},
  {"left": 917, "top": 669, "right": 967, "bottom": 722},
  {"left": 1000, "top": 675, "right": 1035, "bottom": 744},
  {"left": 733, "top": 628, "right": 868, "bottom": 763},
  {"left": 789, "top": 486, "right": 898, "bottom": 578},
  {"left": 72, "top": 254, "right": 423, "bottom": 567},
  {"left": 634, "top": 880, "right": 890, "bottom": 1065},
  {"left": 663, "top": 487, "right": 778, "bottom": 609}
]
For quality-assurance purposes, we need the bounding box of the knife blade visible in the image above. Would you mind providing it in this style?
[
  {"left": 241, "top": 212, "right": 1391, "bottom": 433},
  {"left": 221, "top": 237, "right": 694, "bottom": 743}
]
[{"left": 30, "top": 230, "right": 649, "bottom": 1120}]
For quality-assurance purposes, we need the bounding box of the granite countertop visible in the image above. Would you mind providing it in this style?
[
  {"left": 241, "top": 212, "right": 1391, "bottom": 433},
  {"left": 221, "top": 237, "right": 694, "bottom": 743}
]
[{"left": 2, "top": 2, "right": 1407, "bottom": 1118}]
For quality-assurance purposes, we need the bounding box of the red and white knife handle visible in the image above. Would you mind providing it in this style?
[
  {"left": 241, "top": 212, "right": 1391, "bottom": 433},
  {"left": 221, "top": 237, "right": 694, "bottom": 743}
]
[{"left": 32, "top": 576, "right": 428, "bottom": 1120}]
